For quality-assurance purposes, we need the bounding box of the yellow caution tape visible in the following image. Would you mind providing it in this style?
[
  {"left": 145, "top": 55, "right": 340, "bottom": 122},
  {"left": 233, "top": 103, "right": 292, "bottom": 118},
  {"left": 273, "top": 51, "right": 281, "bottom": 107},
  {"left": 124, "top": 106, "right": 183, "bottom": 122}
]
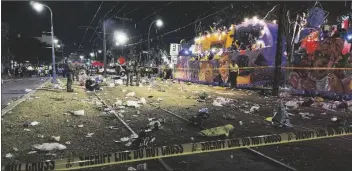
[{"left": 3, "top": 127, "right": 352, "bottom": 171}]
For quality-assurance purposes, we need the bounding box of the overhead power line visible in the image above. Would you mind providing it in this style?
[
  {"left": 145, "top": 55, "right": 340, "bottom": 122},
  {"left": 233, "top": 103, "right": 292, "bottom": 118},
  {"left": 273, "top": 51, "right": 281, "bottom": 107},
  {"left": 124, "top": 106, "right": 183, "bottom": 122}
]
[
  {"left": 89, "top": 1, "right": 120, "bottom": 42},
  {"left": 75, "top": 1, "right": 104, "bottom": 53}
]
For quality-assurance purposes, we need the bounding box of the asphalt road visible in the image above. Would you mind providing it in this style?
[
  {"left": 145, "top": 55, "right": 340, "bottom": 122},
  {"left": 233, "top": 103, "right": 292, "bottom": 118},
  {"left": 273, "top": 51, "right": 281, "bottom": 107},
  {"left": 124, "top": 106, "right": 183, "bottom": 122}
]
[{"left": 1, "top": 77, "right": 47, "bottom": 107}]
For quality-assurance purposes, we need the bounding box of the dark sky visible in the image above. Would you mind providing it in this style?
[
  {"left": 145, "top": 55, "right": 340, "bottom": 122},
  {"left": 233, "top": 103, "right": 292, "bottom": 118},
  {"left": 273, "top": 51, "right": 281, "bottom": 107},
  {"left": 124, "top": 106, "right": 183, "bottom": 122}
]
[{"left": 2, "top": 1, "right": 350, "bottom": 55}]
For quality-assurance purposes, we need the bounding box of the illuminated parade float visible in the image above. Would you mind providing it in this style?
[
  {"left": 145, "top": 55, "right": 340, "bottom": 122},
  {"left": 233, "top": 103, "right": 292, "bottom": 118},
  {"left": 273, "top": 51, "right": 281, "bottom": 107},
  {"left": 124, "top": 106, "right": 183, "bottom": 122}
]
[{"left": 174, "top": 7, "right": 352, "bottom": 99}]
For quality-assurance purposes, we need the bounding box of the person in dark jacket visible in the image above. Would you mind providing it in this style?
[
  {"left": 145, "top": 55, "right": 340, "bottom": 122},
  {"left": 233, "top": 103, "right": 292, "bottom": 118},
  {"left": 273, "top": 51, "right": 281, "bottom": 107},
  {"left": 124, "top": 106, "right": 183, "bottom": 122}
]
[{"left": 64, "top": 60, "right": 74, "bottom": 92}]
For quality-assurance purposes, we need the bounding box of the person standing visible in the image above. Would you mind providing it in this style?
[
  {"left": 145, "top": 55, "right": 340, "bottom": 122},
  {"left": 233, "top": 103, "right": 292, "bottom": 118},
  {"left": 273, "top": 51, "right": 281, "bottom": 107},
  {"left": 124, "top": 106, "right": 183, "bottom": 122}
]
[
  {"left": 229, "top": 60, "right": 239, "bottom": 89},
  {"left": 125, "top": 62, "right": 131, "bottom": 86},
  {"left": 136, "top": 63, "right": 141, "bottom": 86},
  {"left": 64, "top": 60, "right": 74, "bottom": 92}
]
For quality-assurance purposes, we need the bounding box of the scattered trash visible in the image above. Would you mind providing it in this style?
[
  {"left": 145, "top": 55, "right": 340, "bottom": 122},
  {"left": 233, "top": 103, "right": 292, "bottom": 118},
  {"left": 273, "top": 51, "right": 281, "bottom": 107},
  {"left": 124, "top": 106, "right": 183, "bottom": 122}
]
[
  {"left": 108, "top": 83, "right": 115, "bottom": 87},
  {"left": 24, "top": 128, "right": 31, "bottom": 131},
  {"left": 127, "top": 167, "right": 137, "bottom": 171},
  {"left": 65, "top": 141, "right": 71, "bottom": 145},
  {"left": 157, "top": 97, "right": 163, "bottom": 101},
  {"left": 272, "top": 101, "right": 293, "bottom": 127},
  {"left": 73, "top": 110, "right": 85, "bottom": 116},
  {"left": 265, "top": 117, "right": 273, "bottom": 122},
  {"left": 239, "top": 121, "right": 243, "bottom": 125},
  {"left": 298, "top": 112, "right": 314, "bottom": 119},
  {"left": 321, "top": 112, "right": 327, "bottom": 115},
  {"left": 250, "top": 120, "right": 255, "bottom": 124},
  {"left": 331, "top": 117, "right": 338, "bottom": 122},
  {"left": 137, "top": 163, "right": 148, "bottom": 170},
  {"left": 33, "top": 143, "right": 67, "bottom": 151},
  {"left": 25, "top": 89, "right": 32, "bottom": 92},
  {"left": 125, "top": 101, "right": 141, "bottom": 108},
  {"left": 285, "top": 100, "right": 299, "bottom": 109},
  {"left": 114, "top": 100, "right": 123, "bottom": 106},
  {"left": 30, "top": 121, "right": 40, "bottom": 126},
  {"left": 104, "top": 108, "right": 111, "bottom": 112},
  {"left": 120, "top": 137, "right": 130, "bottom": 142},
  {"left": 5, "top": 153, "right": 14, "bottom": 158},
  {"left": 279, "top": 92, "right": 291, "bottom": 98},
  {"left": 190, "top": 137, "right": 194, "bottom": 141},
  {"left": 212, "top": 97, "right": 233, "bottom": 107},
  {"left": 200, "top": 124, "right": 234, "bottom": 137},
  {"left": 77, "top": 124, "right": 84, "bottom": 128},
  {"left": 106, "top": 126, "right": 119, "bottom": 130},
  {"left": 28, "top": 151, "right": 37, "bottom": 155},
  {"left": 230, "top": 155, "right": 234, "bottom": 159},
  {"left": 126, "top": 92, "right": 136, "bottom": 97},
  {"left": 148, "top": 118, "right": 155, "bottom": 121},
  {"left": 150, "top": 137, "right": 156, "bottom": 143},
  {"left": 13, "top": 147, "right": 19, "bottom": 151},
  {"left": 250, "top": 105, "right": 260, "bottom": 113},
  {"left": 86, "top": 133, "right": 94, "bottom": 138},
  {"left": 139, "top": 97, "right": 147, "bottom": 104},
  {"left": 51, "top": 136, "right": 60, "bottom": 142}
]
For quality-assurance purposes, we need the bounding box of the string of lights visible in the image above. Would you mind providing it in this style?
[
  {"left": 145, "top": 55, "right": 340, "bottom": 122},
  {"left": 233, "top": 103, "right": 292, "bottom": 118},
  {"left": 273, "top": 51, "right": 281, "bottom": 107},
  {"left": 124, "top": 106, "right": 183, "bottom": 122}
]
[
  {"left": 88, "top": 1, "right": 120, "bottom": 42},
  {"left": 75, "top": 1, "right": 104, "bottom": 53}
]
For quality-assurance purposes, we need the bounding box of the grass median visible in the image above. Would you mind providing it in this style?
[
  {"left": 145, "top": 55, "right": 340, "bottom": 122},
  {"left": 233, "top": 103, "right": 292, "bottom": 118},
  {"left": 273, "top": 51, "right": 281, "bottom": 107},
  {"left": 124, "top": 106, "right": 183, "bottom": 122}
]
[{"left": 1, "top": 79, "right": 129, "bottom": 164}]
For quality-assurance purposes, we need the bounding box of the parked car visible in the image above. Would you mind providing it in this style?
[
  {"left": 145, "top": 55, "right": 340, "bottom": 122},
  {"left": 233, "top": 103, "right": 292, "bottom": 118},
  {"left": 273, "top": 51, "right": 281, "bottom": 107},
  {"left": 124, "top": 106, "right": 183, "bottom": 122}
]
[{"left": 98, "top": 64, "right": 126, "bottom": 76}]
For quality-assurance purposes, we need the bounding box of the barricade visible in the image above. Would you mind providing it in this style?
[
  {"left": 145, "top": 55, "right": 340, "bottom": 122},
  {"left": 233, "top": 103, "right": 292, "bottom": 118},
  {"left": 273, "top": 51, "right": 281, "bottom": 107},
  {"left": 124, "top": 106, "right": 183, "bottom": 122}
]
[{"left": 3, "top": 127, "right": 352, "bottom": 171}]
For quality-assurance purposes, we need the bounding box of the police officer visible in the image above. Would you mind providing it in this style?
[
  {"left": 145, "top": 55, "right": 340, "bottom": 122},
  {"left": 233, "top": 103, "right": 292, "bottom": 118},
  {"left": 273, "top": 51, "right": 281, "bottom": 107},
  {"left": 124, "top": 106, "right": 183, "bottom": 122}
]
[
  {"left": 229, "top": 60, "right": 239, "bottom": 89},
  {"left": 136, "top": 63, "right": 141, "bottom": 86},
  {"left": 64, "top": 60, "right": 74, "bottom": 92},
  {"left": 125, "top": 62, "right": 132, "bottom": 86}
]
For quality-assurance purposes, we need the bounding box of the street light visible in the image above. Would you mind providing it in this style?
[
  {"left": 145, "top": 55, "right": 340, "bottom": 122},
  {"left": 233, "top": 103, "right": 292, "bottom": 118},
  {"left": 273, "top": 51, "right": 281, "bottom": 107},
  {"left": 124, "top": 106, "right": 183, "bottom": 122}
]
[
  {"left": 53, "top": 39, "right": 59, "bottom": 44},
  {"left": 98, "top": 50, "right": 102, "bottom": 54},
  {"left": 90, "top": 52, "right": 95, "bottom": 57},
  {"left": 114, "top": 31, "right": 128, "bottom": 45},
  {"left": 57, "top": 44, "right": 61, "bottom": 48},
  {"left": 148, "top": 19, "right": 163, "bottom": 64},
  {"left": 79, "top": 55, "right": 84, "bottom": 62},
  {"left": 30, "top": 1, "right": 57, "bottom": 84}
]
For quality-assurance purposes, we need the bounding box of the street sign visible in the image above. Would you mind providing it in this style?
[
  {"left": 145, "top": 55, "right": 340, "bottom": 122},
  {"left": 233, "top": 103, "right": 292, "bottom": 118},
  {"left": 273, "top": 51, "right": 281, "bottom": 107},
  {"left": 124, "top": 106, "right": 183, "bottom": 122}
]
[{"left": 170, "top": 43, "right": 181, "bottom": 56}]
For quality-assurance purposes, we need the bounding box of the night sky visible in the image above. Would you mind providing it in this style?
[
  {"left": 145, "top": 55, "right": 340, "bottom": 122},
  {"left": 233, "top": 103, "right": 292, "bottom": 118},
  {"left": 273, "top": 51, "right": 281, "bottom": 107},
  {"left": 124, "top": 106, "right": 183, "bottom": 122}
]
[{"left": 2, "top": 1, "right": 350, "bottom": 55}]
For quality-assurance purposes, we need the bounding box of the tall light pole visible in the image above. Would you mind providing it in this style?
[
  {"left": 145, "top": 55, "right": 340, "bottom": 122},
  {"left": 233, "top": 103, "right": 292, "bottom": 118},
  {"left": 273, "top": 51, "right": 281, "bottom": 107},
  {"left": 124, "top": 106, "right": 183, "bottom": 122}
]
[
  {"left": 147, "top": 19, "right": 163, "bottom": 66},
  {"left": 30, "top": 1, "right": 57, "bottom": 84}
]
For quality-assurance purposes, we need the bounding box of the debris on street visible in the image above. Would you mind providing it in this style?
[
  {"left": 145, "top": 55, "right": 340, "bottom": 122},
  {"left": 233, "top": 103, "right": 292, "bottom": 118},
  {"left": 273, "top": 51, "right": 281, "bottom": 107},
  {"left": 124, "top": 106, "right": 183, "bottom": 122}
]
[
  {"left": 51, "top": 136, "right": 61, "bottom": 142},
  {"left": 5, "top": 153, "right": 14, "bottom": 158},
  {"left": 272, "top": 101, "right": 292, "bottom": 127},
  {"left": 72, "top": 110, "right": 85, "bottom": 116},
  {"left": 33, "top": 143, "right": 67, "bottom": 151},
  {"left": 200, "top": 124, "right": 234, "bottom": 137},
  {"left": 125, "top": 92, "right": 136, "bottom": 97},
  {"left": 86, "top": 133, "right": 94, "bottom": 137}
]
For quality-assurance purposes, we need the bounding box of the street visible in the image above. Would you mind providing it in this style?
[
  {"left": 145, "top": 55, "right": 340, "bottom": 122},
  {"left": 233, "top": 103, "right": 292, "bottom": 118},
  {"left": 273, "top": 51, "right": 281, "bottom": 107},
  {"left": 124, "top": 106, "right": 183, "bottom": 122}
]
[
  {"left": 1, "top": 77, "right": 47, "bottom": 107},
  {"left": 1, "top": 78, "right": 351, "bottom": 171}
]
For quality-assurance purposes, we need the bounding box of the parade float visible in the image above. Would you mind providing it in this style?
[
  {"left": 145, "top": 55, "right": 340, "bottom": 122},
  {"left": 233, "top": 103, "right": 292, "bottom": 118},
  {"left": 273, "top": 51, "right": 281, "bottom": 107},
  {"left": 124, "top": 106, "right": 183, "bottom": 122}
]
[
  {"left": 287, "top": 8, "right": 352, "bottom": 99},
  {"left": 175, "top": 16, "right": 283, "bottom": 87},
  {"left": 175, "top": 6, "right": 352, "bottom": 99}
]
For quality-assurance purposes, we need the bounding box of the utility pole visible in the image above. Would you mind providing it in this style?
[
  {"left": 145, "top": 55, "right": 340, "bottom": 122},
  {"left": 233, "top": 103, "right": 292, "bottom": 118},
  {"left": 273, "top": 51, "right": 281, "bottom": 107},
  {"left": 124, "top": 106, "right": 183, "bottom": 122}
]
[
  {"left": 103, "top": 20, "right": 107, "bottom": 78},
  {"left": 272, "top": 3, "right": 285, "bottom": 96}
]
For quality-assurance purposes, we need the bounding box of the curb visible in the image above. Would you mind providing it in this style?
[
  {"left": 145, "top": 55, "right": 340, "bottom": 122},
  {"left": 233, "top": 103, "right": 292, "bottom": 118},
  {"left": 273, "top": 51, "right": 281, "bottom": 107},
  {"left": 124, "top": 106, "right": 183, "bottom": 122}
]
[{"left": 1, "top": 79, "right": 50, "bottom": 117}]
